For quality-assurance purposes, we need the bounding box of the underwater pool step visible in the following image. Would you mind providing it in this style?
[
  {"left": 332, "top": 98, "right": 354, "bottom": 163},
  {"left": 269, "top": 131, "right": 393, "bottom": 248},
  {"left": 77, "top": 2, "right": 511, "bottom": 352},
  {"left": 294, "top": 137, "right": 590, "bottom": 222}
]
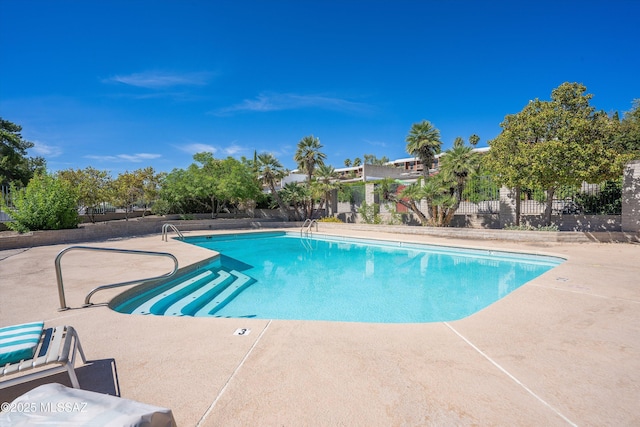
[
  {"left": 131, "top": 271, "right": 214, "bottom": 315},
  {"left": 194, "top": 270, "right": 253, "bottom": 316},
  {"left": 163, "top": 271, "right": 233, "bottom": 316}
]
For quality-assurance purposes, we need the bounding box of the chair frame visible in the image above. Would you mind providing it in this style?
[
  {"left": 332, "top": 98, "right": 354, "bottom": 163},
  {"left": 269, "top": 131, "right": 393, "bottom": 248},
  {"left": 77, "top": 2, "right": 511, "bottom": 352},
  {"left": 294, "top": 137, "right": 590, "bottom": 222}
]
[{"left": 0, "top": 325, "right": 87, "bottom": 389}]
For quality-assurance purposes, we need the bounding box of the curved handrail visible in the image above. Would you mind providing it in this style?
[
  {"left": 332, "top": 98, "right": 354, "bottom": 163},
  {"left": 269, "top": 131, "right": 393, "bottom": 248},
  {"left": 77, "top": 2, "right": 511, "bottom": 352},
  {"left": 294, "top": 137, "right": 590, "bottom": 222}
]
[
  {"left": 301, "top": 219, "right": 318, "bottom": 236},
  {"left": 54, "top": 246, "right": 179, "bottom": 310},
  {"left": 162, "top": 223, "right": 184, "bottom": 241}
]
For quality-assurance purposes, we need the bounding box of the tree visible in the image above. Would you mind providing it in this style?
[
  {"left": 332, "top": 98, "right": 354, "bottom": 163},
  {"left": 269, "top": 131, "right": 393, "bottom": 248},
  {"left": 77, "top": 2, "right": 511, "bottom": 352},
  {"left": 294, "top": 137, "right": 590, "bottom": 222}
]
[
  {"left": 363, "top": 154, "right": 390, "bottom": 165},
  {"left": 138, "top": 167, "right": 163, "bottom": 217},
  {"left": 376, "top": 141, "right": 481, "bottom": 227},
  {"left": 469, "top": 134, "right": 480, "bottom": 147},
  {"left": 257, "top": 153, "right": 291, "bottom": 219},
  {"left": 110, "top": 170, "right": 145, "bottom": 219},
  {"left": 158, "top": 153, "right": 260, "bottom": 217},
  {"left": 294, "top": 135, "right": 326, "bottom": 183},
  {"left": 158, "top": 168, "right": 195, "bottom": 214},
  {"left": 279, "top": 182, "right": 310, "bottom": 221},
  {"left": 58, "top": 167, "right": 111, "bottom": 223},
  {"left": 214, "top": 157, "right": 262, "bottom": 215},
  {"left": 293, "top": 135, "right": 327, "bottom": 219},
  {"left": 344, "top": 159, "right": 352, "bottom": 167},
  {"left": 313, "top": 164, "right": 339, "bottom": 216},
  {"left": 4, "top": 172, "right": 80, "bottom": 232},
  {"left": 438, "top": 142, "right": 481, "bottom": 224},
  {"left": 376, "top": 178, "right": 429, "bottom": 225},
  {"left": 0, "top": 118, "right": 46, "bottom": 186},
  {"left": 352, "top": 157, "right": 362, "bottom": 167},
  {"left": 617, "top": 99, "right": 640, "bottom": 155},
  {"left": 159, "top": 153, "right": 222, "bottom": 216},
  {"left": 485, "top": 82, "right": 624, "bottom": 225},
  {"left": 405, "top": 120, "right": 442, "bottom": 178}
]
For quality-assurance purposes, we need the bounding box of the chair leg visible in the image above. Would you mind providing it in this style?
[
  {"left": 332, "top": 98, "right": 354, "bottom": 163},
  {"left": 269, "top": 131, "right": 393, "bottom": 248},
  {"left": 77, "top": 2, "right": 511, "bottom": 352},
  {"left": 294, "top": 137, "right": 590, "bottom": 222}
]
[
  {"left": 65, "top": 326, "right": 87, "bottom": 389},
  {"left": 66, "top": 362, "right": 81, "bottom": 388},
  {"left": 75, "top": 333, "right": 87, "bottom": 364}
]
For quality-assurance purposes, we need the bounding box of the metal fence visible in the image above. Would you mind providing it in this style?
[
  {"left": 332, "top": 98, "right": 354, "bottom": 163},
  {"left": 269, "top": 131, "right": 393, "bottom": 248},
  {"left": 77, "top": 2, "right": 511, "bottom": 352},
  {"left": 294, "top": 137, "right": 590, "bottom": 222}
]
[
  {"left": 1, "top": 185, "right": 12, "bottom": 207},
  {"left": 453, "top": 176, "right": 622, "bottom": 216},
  {"left": 518, "top": 180, "right": 622, "bottom": 215},
  {"left": 456, "top": 175, "right": 501, "bottom": 214},
  {"left": 338, "top": 183, "right": 366, "bottom": 205},
  {"left": 1, "top": 185, "right": 14, "bottom": 221}
]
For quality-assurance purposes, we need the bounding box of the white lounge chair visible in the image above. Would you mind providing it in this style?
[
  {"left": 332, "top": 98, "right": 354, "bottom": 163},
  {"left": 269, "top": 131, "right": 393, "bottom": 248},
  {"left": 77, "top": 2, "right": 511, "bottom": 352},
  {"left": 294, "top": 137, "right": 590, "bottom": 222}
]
[
  {"left": 0, "top": 383, "right": 177, "bottom": 427},
  {"left": 0, "top": 322, "right": 87, "bottom": 389}
]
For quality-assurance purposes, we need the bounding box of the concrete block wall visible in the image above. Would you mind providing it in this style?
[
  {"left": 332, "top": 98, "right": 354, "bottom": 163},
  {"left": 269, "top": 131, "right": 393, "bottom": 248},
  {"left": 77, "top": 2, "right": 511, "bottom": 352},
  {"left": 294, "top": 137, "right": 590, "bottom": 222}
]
[
  {"left": 0, "top": 218, "right": 296, "bottom": 250},
  {"left": 622, "top": 160, "right": 640, "bottom": 235}
]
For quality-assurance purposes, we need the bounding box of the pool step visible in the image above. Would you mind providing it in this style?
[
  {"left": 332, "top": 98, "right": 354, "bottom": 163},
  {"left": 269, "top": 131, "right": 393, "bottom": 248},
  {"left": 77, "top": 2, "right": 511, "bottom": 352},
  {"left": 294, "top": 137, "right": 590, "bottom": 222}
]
[
  {"left": 163, "top": 271, "right": 234, "bottom": 316},
  {"left": 131, "top": 271, "right": 214, "bottom": 315},
  {"left": 127, "top": 267, "right": 255, "bottom": 317},
  {"left": 194, "top": 270, "right": 253, "bottom": 316}
]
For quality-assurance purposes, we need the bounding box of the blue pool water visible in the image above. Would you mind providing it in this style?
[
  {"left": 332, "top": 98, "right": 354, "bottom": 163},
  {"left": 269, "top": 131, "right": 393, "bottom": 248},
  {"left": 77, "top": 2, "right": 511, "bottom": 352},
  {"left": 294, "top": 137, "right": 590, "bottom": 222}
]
[{"left": 112, "top": 231, "right": 563, "bottom": 323}]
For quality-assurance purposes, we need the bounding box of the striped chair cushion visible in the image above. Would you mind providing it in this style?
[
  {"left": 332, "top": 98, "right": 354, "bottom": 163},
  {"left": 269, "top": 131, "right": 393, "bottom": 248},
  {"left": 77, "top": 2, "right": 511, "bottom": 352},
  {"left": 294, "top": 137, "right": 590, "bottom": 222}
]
[{"left": 0, "top": 322, "right": 44, "bottom": 366}]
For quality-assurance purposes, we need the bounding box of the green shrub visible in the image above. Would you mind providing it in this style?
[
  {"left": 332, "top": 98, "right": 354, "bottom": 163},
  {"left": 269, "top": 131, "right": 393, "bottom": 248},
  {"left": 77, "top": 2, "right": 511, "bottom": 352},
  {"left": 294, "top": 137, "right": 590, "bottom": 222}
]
[
  {"left": 358, "top": 201, "right": 381, "bottom": 224},
  {"left": 5, "top": 173, "right": 80, "bottom": 232},
  {"left": 150, "top": 199, "right": 171, "bottom": 216},
  {"left": 574, "top": 179, "right": 622, "bottom": 215}
]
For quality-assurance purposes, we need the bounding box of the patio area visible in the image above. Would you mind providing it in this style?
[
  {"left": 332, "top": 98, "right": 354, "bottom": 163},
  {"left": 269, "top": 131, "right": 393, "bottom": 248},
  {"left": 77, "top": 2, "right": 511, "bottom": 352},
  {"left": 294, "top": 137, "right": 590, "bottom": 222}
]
[{"left": 1, "top": 226, "right": 639, "bottom": 426}]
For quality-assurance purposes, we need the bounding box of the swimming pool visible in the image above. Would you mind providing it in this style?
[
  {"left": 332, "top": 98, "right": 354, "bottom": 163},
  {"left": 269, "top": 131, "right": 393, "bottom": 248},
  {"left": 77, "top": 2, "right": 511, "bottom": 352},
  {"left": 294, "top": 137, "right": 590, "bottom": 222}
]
[{"left": 112, "top": 231, "right": 564, "bottom": 323}]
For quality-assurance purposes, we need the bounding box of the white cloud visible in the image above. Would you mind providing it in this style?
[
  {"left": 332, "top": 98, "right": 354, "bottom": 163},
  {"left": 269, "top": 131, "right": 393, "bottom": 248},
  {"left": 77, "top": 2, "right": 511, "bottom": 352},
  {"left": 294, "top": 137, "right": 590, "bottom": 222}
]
[
  {"left": 363, "top": 138, "right": 388, "bottom": 148},
  {"left": 29, "top": 141, "right": 63, "bottom": 157},
  {"left": 85, "top": 153, "right": 161, "bottom": 162},
  {"left": 105, "top": 71, "right": 213, "bottom": 89},
  {"left": 223, "top": 144, "right": 245, "bottom": 156},
  {"left": 213, "top": 92, "right": 371, "bottom": 115},
  {"left": 177, "top": 143, "right": 217, "bottom": 155}
]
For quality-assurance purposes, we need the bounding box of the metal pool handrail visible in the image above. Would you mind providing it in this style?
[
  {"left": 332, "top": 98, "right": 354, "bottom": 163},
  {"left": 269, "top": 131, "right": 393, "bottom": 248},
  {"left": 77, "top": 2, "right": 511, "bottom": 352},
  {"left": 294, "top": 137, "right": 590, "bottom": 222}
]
[
  {"left": 301, "top": 219, "right": 318, "bottom": 236},
  {"left": 162, "top": 223, "right": 184, "bottom": 241},
  {"left": 54, "top": 246, "right": 179, "bottom": 310}
]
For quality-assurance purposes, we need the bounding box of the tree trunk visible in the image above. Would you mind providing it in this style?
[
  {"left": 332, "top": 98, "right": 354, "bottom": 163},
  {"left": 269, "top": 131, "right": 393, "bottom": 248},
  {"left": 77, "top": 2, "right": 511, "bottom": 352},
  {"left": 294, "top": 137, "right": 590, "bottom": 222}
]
[
  {"left": 514, "top": 187, "right": 521, "bottom": 226},
  {"left": 543, "top": 187, "right": 555, "bottom": 226},
  {"left": 391, "top": 197, "right": 429, "bottom": 226},
  {"left": 442, "top": 203, "right": 458, "bottom": 226},
  {"left": 269, "top": 182, "right": 292, "bottom": 220}
]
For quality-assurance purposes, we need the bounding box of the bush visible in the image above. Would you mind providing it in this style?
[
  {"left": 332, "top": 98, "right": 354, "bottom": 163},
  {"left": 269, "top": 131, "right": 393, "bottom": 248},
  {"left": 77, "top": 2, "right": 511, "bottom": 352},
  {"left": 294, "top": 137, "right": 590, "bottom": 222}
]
[
  {"left": 358, "top": 201, "right": 381, "bottom": 224},
  {"left": 5, "top": 173, "right": 80, "bottom": 232},
  {"left": 150, "top": 199, "right": 171, "bottom": 216},
  {"left": 574, "top": 179, "right": 622, "bottom": 215},
  {"left": 504, "top": 223, "right": 559, "bottom": 232},
  {"left": 318, "top": 216, "right": 343, "bottom": 223}
]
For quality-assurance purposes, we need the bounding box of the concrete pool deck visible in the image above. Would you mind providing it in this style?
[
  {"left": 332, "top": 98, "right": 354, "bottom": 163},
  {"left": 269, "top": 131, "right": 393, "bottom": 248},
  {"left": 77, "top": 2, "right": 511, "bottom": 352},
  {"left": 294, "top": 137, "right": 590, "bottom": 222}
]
[{"left": 1, "top": 226, "right": 639, "bottom": 426}]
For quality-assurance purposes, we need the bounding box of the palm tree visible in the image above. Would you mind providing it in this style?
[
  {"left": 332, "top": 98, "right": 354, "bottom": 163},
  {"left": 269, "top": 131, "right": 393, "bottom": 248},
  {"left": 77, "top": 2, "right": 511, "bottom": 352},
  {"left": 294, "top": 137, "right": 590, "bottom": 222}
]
[
  {"left": 439, "top": 143, "right": 481, "bottom": 224},
  {"left": 279, "top": 182, "right": 309, "bottom": 221},
  {"left": 314, "top": 164, "right": 339, "bottom": 216},
  {"left": 405, "top": 120, "right": 442, "bottom": 178},
  {"left": 376, "top": 178, "right": 430, "bottom": 226},
  {"left": 294, "top": 135, "right": 326, "bottom": 183},
  {"left": 257, "top": 153, "right": 291, "bottom": 220}
]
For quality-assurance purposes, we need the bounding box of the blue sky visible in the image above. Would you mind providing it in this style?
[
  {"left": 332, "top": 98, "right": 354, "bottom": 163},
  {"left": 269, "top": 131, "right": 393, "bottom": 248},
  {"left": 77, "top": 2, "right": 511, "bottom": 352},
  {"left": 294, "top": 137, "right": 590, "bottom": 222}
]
[{"left": 2, "top": 0, "right": 639, "bottom": 175}]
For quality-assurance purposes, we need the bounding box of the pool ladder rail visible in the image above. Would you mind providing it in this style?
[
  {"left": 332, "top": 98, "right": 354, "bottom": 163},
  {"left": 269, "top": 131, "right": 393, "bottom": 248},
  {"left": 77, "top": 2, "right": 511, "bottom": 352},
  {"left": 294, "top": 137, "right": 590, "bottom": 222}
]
[
  {"left": 162, "top": 223, "right": 184, "bottom": 241},
  {"left": 54, "top": 245, "right": 180, "bottom": 311},
  {"left": 301, "top": 219, "right": 318, "bottom": 236}
]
